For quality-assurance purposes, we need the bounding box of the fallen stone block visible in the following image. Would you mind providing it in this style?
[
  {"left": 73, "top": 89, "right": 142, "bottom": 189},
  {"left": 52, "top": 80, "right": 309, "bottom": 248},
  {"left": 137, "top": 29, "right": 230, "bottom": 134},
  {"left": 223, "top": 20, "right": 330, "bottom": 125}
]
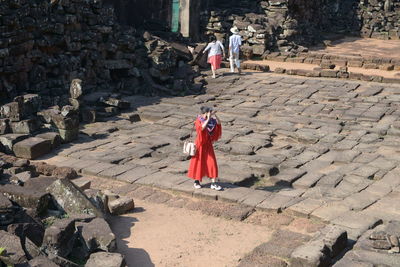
[
  {"left": 52, "top": 167, "right": 78, "bottom": 180},
  {"left": 100, "top": 97, "right": 130, "bottom": 109},
  {"left": 0, "top": 133, "right": 30, "bottom": 153},
  {"left": 81, "top": 107, "right": 97, "bottom": 123},
  {"left": 47, "top": 252, "right": 79, "bottom": 267},
  {"left": 0, "top": 184, "right": 51, "bottom": 215},
  {"left": 0, "top": 193, "right": 13, "bottom": 210},
  {"left": 120, "top": 112, "right": 141, "bottom": 122},
  {"left": 14, "top": 170, "right": 33, "bottom": 184},
  {"left": 85, "top": 252, "right": 126, "bottom": 267},
  {"left": 36, "top": 132, "right": 62, "bottom": 149},
  {"left": 51, "top": 114, "right": 79, "bottom": 130},
  {"left": 58, "top": 128, "right": 79, "bottom": 143},
  {"left": 7, "top": 222, "right": 45, "bottom": 247},
  {"left": 46, "top": 179, "right": 104, "bottom": 218},
  {"left": 0, "top": 230, "right": 29, "bottom": 264},
  {"left": 84, "top": 189, "right": 109, "bottom": 214},
  {"left": 108, "top": 197, "right": 135, "bottom": 215},
  {"left": 0, "top": 118, "right": 10, "bottom": 134},
  {"left": 72, "top": 179, "right": 91, "bottom": 191},
  {"left": 22, "top": 94, "right": 42, "bottom": 117},
  {"left": 0, "top": 229, "right": 41, "bottom": 265},
  {"left": 13, "top": 158, "right": 29, "bottom": 167},
  {"left": 43, "top": 218, "right": 76, "bottom": 257},
  {"left": 29, "top": 255, "right": 60, "bottom": 267},
  {"left": 31, "top": 162, "right": 57, "bottom": 176},
  {"left": 0, "top": 101, "right": 22, "bottom": 122},
  {"left": 37, "top": 108, "right": 60, "bottom": 124},
  {"left": 13, "top": 137, "right": 51, "bottom": 159},
  {"left": 76, "top": 217, "right": 116, "bottom": 252},
  {"left": 10, "top": 118, "right": 41, "bottom": 134}
]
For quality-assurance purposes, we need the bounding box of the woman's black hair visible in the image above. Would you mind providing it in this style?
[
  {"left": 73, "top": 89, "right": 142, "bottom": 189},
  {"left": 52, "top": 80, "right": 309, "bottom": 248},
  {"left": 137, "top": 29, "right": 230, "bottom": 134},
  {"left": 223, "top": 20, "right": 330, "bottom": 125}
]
[
  {"left": 200, "top": 106, "right": 212, "bottom": 114},
  {"left": 209, "top": 35, "right": 216, "bottom": 42}
]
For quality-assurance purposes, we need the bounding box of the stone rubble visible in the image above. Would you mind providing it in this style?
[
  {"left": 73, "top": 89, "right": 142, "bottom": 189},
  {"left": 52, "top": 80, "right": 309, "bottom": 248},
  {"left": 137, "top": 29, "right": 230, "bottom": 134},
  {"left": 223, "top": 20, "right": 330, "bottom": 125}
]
[
  {"left": 0, "top": 153, "right": 133, "bottom": 266},
  {"left": 0, "top": 0, "right": 202, "bottom": 105}
]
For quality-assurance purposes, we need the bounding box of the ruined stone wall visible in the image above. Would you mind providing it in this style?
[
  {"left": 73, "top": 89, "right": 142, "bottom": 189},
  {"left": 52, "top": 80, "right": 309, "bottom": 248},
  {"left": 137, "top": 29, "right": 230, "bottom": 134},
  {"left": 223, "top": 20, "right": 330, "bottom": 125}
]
[
  {"left": 0, "top": 0, "right": 145, "bottom": 105},
  {"left": 358, "top": 0, "right": 400, "bottom": 40},
  {"left": 105, "top": 0, "right": 172, "bottom": 31},
  {"left": 0, "top": 0, "right": 195, "bottom": 107},
  {"left": 201, "top": 0, "right": 399, "bottom": 56}
]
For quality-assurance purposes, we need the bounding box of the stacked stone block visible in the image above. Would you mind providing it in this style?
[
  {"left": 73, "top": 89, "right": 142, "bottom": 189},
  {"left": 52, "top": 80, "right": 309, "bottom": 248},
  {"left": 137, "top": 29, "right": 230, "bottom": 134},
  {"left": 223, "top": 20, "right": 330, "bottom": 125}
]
[{"left": 0, "top": 0, "right": 199, "bottom": 106}]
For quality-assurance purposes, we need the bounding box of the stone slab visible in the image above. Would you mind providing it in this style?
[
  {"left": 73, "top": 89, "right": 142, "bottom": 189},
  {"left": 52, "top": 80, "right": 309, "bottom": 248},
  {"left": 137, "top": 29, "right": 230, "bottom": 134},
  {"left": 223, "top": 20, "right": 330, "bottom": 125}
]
[{"left": 13, "top": 137, "right": 52, "bottom": 159}]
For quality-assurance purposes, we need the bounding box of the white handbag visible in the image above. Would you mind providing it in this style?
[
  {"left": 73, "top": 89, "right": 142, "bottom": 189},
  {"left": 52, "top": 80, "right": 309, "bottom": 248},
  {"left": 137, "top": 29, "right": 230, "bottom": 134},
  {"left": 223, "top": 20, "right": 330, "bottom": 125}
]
[
  {"left": 183, "top": 141, "right": 196, "bottom": 156},
  {"left": 183, "top": 123, "right": 196, "bottom": 156}
]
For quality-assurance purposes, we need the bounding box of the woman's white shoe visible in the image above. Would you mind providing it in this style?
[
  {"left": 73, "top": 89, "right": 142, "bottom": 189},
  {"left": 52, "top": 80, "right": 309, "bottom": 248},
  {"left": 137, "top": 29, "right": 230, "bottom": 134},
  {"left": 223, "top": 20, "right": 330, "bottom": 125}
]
[
  {"left": 210, "top": 183, "right": 222, "bottom": 191},
  {"left": 194, "top": 182, "right": 202, "bottom": 189}
]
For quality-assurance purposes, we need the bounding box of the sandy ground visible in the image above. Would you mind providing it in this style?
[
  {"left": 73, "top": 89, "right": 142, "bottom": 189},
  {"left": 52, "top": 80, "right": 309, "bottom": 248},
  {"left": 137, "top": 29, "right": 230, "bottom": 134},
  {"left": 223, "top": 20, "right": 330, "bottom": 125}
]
[
  {"left": 109, "top": 199, "right": 273, "bottom": 267},
  {"left": 310, "top": 37, "right": 400, "bottom": 59},
  {"left": 244, "top": 37, "right": 400, "bottom": 79}
]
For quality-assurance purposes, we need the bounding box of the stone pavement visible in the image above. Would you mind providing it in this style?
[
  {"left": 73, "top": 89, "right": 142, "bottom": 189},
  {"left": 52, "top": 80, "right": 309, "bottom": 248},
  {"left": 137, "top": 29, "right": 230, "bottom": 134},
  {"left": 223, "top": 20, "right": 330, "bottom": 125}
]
[{"left": 42, "top": 72, "right": 400, "bottom": 265}]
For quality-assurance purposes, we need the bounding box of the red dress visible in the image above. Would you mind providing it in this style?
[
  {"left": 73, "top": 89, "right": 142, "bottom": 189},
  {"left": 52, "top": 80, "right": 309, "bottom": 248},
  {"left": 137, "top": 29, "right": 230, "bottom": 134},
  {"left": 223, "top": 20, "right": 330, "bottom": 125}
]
[{"left": 187, "top": 118, "right": 222, "bottom": 182}]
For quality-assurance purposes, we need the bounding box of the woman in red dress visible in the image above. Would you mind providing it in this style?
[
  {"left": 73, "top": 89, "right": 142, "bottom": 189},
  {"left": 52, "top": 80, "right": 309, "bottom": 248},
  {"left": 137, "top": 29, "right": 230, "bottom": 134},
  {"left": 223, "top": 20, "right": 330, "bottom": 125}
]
[{"left": 187, "top": 106, "right": 222, "bottom": 190}]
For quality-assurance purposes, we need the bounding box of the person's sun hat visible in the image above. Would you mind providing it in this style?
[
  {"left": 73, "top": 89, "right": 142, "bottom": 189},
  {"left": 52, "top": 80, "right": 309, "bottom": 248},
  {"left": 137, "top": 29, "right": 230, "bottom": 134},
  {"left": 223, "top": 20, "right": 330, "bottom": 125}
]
[{"left": 230, "top": 26, "right": 239, "bottom": 34}]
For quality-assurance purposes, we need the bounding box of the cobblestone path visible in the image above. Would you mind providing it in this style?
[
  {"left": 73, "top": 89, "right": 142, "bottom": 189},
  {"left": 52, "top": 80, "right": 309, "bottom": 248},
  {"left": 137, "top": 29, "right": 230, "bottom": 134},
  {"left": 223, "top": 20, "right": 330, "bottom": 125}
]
[{"left": 45, "top": 72, "right": 400, "bottom": 265}]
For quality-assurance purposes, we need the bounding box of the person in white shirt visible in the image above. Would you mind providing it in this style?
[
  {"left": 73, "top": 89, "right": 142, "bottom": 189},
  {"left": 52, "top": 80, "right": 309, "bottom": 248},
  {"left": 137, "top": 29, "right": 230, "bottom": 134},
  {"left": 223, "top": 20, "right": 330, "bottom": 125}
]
[
  {"left": 229, "top": 27, "right": 242, "bottom": 74},
  {"left": 204, "top": 35, "right": 225, "bottom": 78}
]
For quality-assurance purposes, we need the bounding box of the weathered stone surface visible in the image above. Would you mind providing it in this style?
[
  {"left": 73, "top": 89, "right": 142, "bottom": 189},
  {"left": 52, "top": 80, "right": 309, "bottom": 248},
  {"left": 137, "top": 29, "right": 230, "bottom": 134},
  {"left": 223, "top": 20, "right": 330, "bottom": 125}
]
[
  {"left": 0, "top": 194, "right": 13, "bottom": 210},
  {"left": 108, "top": 197, "right": 135, "bottom": 215},
  {"left": 0, "top": 230, "right": 29, "bottom": 264},
  {"left": 0, "top": 183, "right": 51, "bottom": 215},
  {"left": 29, "top": 255, "right": 60, "bottom": 267},
  {"left": 0, "top": 102, "right": 22, "bottom": 122},
  {"left": 290, "top": 239, "right": 331, "bottom": 267},
  {"left": 10, "top": 118, "right": 40, "bottom": 134},
  {"left": 0, "top": 118, "right": 10, "bottom": 135},
  {"left": 46, "top": 179, "right": 103, "bottom": 218},
  {"left": 317, "top": 225, "right": 348, "bottom": 258},
  {"left": 52, "top": 167, "right": 78, "bottom": 180},
  {"left": 13, "top": 137, "right": 51, "bottom": 159},
  {"left": 36, "top": 132, "right": 62, "bottom": 149},
  {"left": 85, "top": 252, "right": 126, "bottom": 267},
  {"left": 0, "top": 133, "right": 29, "bottom": 153},
  {"left": 248, "top": 230, "right": 310, "bottom": 260},
  {"left": 271, "top": 169, "right": 307, "bottom": 186},
  {"left": 43, "top": 218, "right": 76, "bottom": 257},
  {"left": 76, "top": 218, "right": 117, "bottom": 252},
  {"left": 72, "top": 179, "right": 91, "bottom": 191},
  {"left": 69, "top": 79, "right": 83, "bottom": 99},
  {"left": 7, "top": 222, "right": 45, "bottom": 247}
]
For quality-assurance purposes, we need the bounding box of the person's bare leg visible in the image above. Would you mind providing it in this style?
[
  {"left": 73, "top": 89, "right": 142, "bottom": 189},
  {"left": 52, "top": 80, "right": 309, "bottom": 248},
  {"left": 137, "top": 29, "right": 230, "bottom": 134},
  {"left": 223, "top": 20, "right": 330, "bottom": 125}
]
[{"left": 211, "top": 66, "right": 216, "bottom": 78}]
